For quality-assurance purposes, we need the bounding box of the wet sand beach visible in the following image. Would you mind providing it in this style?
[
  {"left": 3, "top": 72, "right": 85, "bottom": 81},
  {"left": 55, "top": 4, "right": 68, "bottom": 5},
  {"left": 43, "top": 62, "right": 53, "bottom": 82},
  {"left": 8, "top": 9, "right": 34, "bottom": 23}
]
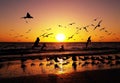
[
  {"left": 0, "top": 42, "right": 120, "bottom": 83},
  {"left": 0, "top": 68, "right": 120, "bottom": 83}
]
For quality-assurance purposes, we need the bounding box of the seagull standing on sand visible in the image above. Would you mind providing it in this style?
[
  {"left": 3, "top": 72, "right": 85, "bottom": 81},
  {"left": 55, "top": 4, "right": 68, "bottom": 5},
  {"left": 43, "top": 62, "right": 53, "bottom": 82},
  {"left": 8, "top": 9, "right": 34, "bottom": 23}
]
[
  {"left": 86, "top": 36, "right": 91, "bottom": 49},
  {"left": 32, "top": 37, "right": 40, "bottom": 49}
]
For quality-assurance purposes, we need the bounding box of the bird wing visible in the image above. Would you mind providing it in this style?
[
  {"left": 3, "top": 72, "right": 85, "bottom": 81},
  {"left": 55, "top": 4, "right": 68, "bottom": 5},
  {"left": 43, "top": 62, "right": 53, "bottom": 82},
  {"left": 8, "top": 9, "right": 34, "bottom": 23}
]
[
  {"left": 84, "top": 27, "right": 88, "bottom": 32},
  {"left": 93, "top": 20, "right": 102, "bottom": 30},
  {"left": 93, "top": 26, "right": 98, "bottom": 30},
  {"left": 98, "top": 20, "right": 102, "bottom": 25}
]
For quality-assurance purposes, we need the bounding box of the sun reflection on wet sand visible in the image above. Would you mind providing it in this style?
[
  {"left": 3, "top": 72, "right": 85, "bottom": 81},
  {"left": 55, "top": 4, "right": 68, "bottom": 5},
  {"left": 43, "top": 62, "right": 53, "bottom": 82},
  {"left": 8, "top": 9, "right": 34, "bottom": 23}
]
[{"left": 0, "top": 54, "right": 120, "bottom": 78}]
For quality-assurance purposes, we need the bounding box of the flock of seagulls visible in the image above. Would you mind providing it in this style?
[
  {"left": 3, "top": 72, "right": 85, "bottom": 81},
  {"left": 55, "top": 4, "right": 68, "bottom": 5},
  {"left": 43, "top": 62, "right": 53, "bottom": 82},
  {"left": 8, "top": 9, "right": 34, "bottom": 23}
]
[
  {"left": 4, "top": 54, "right": 118, "bottom": 72},
  {"left": 8, "top": 12, "right": 119, "bottom": 42},
  {"left": 0, "top": 54, "right": 120, "bottom": 72}
]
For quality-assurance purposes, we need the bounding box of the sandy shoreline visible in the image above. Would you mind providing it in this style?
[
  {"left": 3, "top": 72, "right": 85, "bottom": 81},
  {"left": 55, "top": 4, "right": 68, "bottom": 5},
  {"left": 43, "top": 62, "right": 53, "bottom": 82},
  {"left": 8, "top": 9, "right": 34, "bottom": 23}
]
[
  {"left": 0, "top": 50, "right": 120, "bottom": 62},
  {"left": 0, "top": 68, "right": 120, "bottom": 83}
]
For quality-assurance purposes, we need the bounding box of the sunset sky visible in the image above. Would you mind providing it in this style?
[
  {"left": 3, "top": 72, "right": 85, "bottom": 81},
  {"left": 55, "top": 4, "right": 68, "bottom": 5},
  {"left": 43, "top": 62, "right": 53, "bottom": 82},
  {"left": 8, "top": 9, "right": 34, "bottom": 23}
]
[{"left": 0, "top": 0, "right": 120, "bottom": 42}]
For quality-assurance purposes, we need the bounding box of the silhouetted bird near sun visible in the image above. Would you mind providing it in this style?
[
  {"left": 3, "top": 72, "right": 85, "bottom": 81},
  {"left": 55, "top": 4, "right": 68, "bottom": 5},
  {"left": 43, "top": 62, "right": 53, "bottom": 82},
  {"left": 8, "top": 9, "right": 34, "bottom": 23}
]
[
  {"left": 68, "top": 35, "right": 74, "bottom": 40},
  {"left": 22, "top": 12, "right": 33, "bottom": 19}
]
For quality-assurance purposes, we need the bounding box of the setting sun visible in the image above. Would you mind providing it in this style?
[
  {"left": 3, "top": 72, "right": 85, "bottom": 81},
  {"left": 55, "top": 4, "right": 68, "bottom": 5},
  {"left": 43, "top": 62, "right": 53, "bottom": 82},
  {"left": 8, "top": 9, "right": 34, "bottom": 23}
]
[{"left": 56, "top": 33, "right": 66, "bottom": 42}]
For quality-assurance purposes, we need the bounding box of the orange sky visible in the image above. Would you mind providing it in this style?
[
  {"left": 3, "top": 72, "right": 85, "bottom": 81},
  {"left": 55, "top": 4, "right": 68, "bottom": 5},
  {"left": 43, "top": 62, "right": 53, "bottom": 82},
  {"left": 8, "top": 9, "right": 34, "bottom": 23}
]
[{"left": 0, "top": 0, "right": 120, "bottom": 42}]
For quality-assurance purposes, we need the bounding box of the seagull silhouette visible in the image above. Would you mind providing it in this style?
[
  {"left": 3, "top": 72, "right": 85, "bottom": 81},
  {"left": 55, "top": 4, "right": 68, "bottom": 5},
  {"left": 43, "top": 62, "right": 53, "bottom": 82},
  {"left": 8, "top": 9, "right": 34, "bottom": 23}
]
[
  {"left": 39, "top": 33, "right": 47, "bottom": 37},
  {"left": 93, "top": 20, "right": 102, "bottom": 30},
  {"left": 43, "top": 33, "right": 53, "bottom": 37},
  {"left": 83, "top": 26, "right": 89, "bottom": 32},
  {"left": 68, "top": 22, "right": 75, "bottom": 25},
  {"left": 99, "top": 27, "right": 105, "bottom": 31},
  {"left": 58, "top": 25, "right": 62, "bottom": 27},
  {"left": 46, "top": 28, "right": 52, "bottom": 31},
  {"left": 25, "top": 29, "right": 31, "bottom": 33},
  {"left": 108, "top": 32, "right": 112, "bottom": 35},
  {"left": 91, "top": 24, "right": 95, "bottom": 26},
  {"left": 68, "top": 35, "right": 74, "bottom": 40},
  {"left": 22, "top": 12, "right": 33, "bottom": 19},
  {"left": 93, "top": 17, "right": 98, "bottom": 21},
  {"left": 105, "top": 30, "right": 108, "bottom": 32}
]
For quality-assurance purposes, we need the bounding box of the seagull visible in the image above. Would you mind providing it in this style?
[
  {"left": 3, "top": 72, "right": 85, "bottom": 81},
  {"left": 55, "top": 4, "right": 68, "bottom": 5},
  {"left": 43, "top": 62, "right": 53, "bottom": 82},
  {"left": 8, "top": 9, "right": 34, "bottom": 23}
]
[
  {"left": 68, "top": 22, "right": 75, "bottom": 25},
  {"left": 93, "top": 18, "right": 98, "bottom": 21},
  {"left": 83, "top": 26, "right": 89, "bottom": 32},
  {"left": 75, "top": 27, "right": 82, "bottom": 34},
  {"left": 105, "top": 30, "right": 108, "bottom": 32},
  {"left": 86, "top": 36, "right": 91, "bottom": 49},
  {"left": 108, "top": 32, "right": 112, "bottom": 35},
  {"left": 40, "top": 33, "right": 53, "bottom": 38},
  {"left": 99, "top": 27, "right": 105, "bottom": 31},
  {"left": 58, "top": 25, "right": 62, "bottom": 27},
  {"left": 46, "top": 28, "right": 52, "bottom": 31},
  {"left": 91, "top": 24, "right": 95, "bottom": 26},
  {"left": 22, "top": 12, "right": 33, "bottom": 19},
  {"left": 76, "top": 27, "right": 82, "bottom": 30},
  {"left": 25, "top": 29, "right": 31, "bottom": 33},
  {"left": 44, "top": 33, "right": 53, "bottom": 37},
  {"left": 68, "top": 35, "right": 74, "bottom": 40},
  {"left": 39, "top": 33, "right": 47, "bottom": 37},
  {"left": 93, "top": 20, "right": 102, "bottom": 30}
]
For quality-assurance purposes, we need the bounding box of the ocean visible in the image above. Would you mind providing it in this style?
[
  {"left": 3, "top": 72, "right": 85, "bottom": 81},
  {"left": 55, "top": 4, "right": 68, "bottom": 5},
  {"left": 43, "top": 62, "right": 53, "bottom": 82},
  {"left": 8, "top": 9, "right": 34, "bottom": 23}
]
[
  {"left": 0, "top": 42, "right": 120, "bottom": 55},
  {"left": 0, "top": 42, "right": 120, "bottom": 78}
]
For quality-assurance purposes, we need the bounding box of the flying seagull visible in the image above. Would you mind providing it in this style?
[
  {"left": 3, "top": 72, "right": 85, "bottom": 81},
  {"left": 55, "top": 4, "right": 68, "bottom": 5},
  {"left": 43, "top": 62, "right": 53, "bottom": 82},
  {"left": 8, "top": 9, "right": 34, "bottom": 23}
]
[
  {"left": 83, "top": 27, "right": 88, "bottom": 32},
  {"left": 25, "top": 29, "right": 31, "bottom": 33},
  {"left": 93, "top": 20, "right": 102, "bottom": 30},
  {"left": 43, "top": 33, "right": 54, "bottom": 38},
  {"left": 68, "top": 22, "right": 75, "bottom": 25},
  {"left": 58, "top": 25, "right": 62, "bottom": 27},
  {"left": 83, "top": 25, "right": 89, "bottom": 32},
  {"left": 68, "top": 35, "right": 74, "bottom": 40},
  {"left": 22, "top": 12, "right": 33, "bottom": 19},
  {"left": 99, "top": 27, "right": 105, "bottom": 31},
  {"left": 93, "top": 17, "right": 98, "bottom": 21}
]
